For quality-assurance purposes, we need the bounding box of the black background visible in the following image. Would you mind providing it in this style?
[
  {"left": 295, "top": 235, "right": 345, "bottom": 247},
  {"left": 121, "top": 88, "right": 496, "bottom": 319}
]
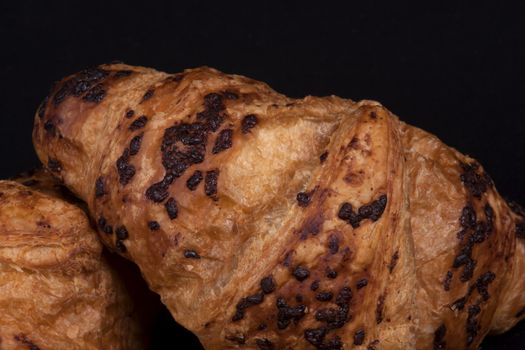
[{"left": 1, "top": 1, "right": 524, "bottom": 349}]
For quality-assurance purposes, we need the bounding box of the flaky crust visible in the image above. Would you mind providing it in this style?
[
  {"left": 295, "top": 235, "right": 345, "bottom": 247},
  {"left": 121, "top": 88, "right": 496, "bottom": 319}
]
[
  {"left": 32, "top": 64, "right": 525, "bottom": 349},
  {"left": 0, "top": 170, "right": 145, "bottom": 349}
]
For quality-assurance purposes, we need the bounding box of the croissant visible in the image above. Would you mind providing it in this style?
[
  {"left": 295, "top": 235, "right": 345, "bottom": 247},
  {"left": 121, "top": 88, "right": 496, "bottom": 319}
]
[
  {"left": 32, "top": 63, "right": 525, "bottom": 349},
  {"left": 0, "top": 169, "right": 147, "bottom": 349}
]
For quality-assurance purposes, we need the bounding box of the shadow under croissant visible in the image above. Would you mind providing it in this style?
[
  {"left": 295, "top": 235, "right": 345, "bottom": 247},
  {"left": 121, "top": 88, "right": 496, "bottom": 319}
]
[
  {"left": 480, "top": 321, "right": 525, "bottom": 349},
  {"left": 102, "top": 248, "right": 202, "bottom": 349}
]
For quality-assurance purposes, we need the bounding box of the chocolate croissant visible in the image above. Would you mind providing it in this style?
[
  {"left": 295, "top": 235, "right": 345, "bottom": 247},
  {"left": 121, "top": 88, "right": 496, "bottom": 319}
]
[
  {"left": 32, "top": 63, "right": 525, "bottom": 349},
  {"left": 0, "top": 169, "right": 146, "bottom": 349}
]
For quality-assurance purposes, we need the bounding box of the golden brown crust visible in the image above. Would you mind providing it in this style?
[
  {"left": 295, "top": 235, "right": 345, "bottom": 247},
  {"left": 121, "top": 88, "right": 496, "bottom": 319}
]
[
  {"left": 32, "top": 64, "right": 525, "bottom": 349},
  {"left": 0, "top": 170, "right": 145, "bottom": 349}
]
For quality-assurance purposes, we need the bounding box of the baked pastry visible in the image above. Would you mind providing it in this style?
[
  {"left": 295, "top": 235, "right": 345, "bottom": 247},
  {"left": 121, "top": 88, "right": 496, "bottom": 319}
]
[
  {"left": 0, "top": 169, "right": 146, "bottom": 349},
  {"left": 32, "top": 63, "right": 525, "bottom": 349}
]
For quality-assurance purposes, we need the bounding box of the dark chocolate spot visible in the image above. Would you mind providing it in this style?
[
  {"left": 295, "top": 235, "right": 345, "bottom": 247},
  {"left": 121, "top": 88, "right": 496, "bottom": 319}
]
[
  {"left": 460, "top": 204, "right": 477, "bottom": 228},
  {"left": 165, "top": 197, "right": 179, "bottom": 220},
  {"left": 14, "top": 334, "right": 40, "bottom": 350},
  {"left": 212, "top": 128, "right": 233, "bottom": 154},
  {"left": 476, "top": 271, "right": 496, "bottom": 301},
  {"left": 142, "top": 89, "right": 154, "bottom": 102},
  {"left": 231, "top": 310, "right": 244, "bottom": 322},
  {"left": 276, "top": 297, "right": 306, "bottom": 329},
  {"left": 320, "top": 151, "right": 328, "bottom": 163},
  {"left": 354, "top": 329, "right": 365, "bottom": 345},
  {"left": 316, "top": 291, "right": 333, "bottom": 302},
  {"left": 197, "top": 106, "right": 224, "bottom": 132},
  {"left": 296, "top": 191, "right": 312, "bottom": 207},
  {"left": 310, "top": 280, "right": 320, "bottom": 291},
  {"left": 443, "top": 271, "right": 453, "bottom": 291},
  {"left": 338, "top": 195, "right": 388, "bottom": 228},
  {"left": 53, "top": 67, "right": 109, "bottom": 106},
  {"left": 466, "top": 304, "right": 481, "bottom": 345},
  {"left": 460, "top": 259, "right": 476, "bottom": 282},
  {"left": 157, "top": 94, "right": 227, "bottom": 190},
  {"left": 83, "top": 83, "right": 106, "bottom": 103},
  {"left": 356, "top": 278, "right": 368, "bottom": 289},
  {"left": 129, "top": 115, "right": 148, "bottom": 131},
  {"left": 453, "top": 253, "right": 470, "bottom": 268},
  {"left": 98, "top": 216, "right": 113, "bottom": 234},
  {"left": 261, "top": 276, "right": 276, "bottom": 294},
  {"left": 326, "top": 267, "right": 337, "bottom": 279},
  {"left": 148, "top": 221, "right": 160, "bottom": 231},
  {"left": 315, "top": 307, "right": 348, "bottom": 329},
  {"left": 232, "top": 291, "right": 265, "bottom": 322},
  {"left": 460, "top": 162, "right": 490, "bottom": 198},
  {"left": 255, "top": 338, "right": 274, "bottom": 350},
  {"left": 186, "top": 170, "right": 203, "bottom": 191},
  {"left": 116, "top": 226, "right": 129, "bottom": 240},
  {"left": 367, "top": 340, "right": 380, "bottom": 350},
  {"left": 304, "top": 328, "right": 327, "bottom": 347},
  {"left": 47, "top": 158, "right": 62, "bottom": 172},
  {"left": 129, "top": 134, "right": 143, "bottom": 156},
  {"left": 125, "top": 109, "right": 135, "bottom": 119},
  {"left": 293, "top": 266, "right": 310, "bottom": 281},
  {"left": 146, "top": 174, "right": 174, "bottom": 203},
  {"left": 335, "top": 286, "right": 352, "bottom": 307},
  {"left": 43, "top": 120, "right": 55, "bottom": 133},
  {"left": 116, "top": 239, "right": 127, "bottom": 253},
  {"left": 184, "top": 250, "right": 201, "bottom": 259},
  {"left": 337, "top": 203, "right": 358, "bottom": 226},
  {"left": 452, "top": 201, "right": 496, "bottom": 283},
  {"left": 203, "top": 93, "right": 225, "bottom": 112},
  {"left": 241, "top": 114, "right": 258, "bottom": 133},
  {"left": 451, "top": 297, "right": 467, "bottom": 311},
  {"left": 323, "top": 336, "right": 343, "bottom": 350},
  {"left": 116, "top": 149, "right": 135, "bottom": 185},
  {"left": 358, "top": 194, "right": 388, "bottom": 222},
  {"left": 246, "top": 292, "right": 265, "bottom": 305},
  {"left": 433, "top": 324, "right": 447, "bottom": 350},
  {"left": 95, "top": 177, "right": 106, "bottom": 198},
  {"left": 205, "top": 170, "right": 219, "bottom": 197}
]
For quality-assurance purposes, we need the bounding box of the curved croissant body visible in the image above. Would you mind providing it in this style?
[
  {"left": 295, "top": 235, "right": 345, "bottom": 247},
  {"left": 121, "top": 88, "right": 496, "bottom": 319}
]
[
  {"left": 33, "top": 63, "right": 525, "bottom": 349},
  {"left": 0, "top": 169, "right": 145, "bottom": 349}
]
